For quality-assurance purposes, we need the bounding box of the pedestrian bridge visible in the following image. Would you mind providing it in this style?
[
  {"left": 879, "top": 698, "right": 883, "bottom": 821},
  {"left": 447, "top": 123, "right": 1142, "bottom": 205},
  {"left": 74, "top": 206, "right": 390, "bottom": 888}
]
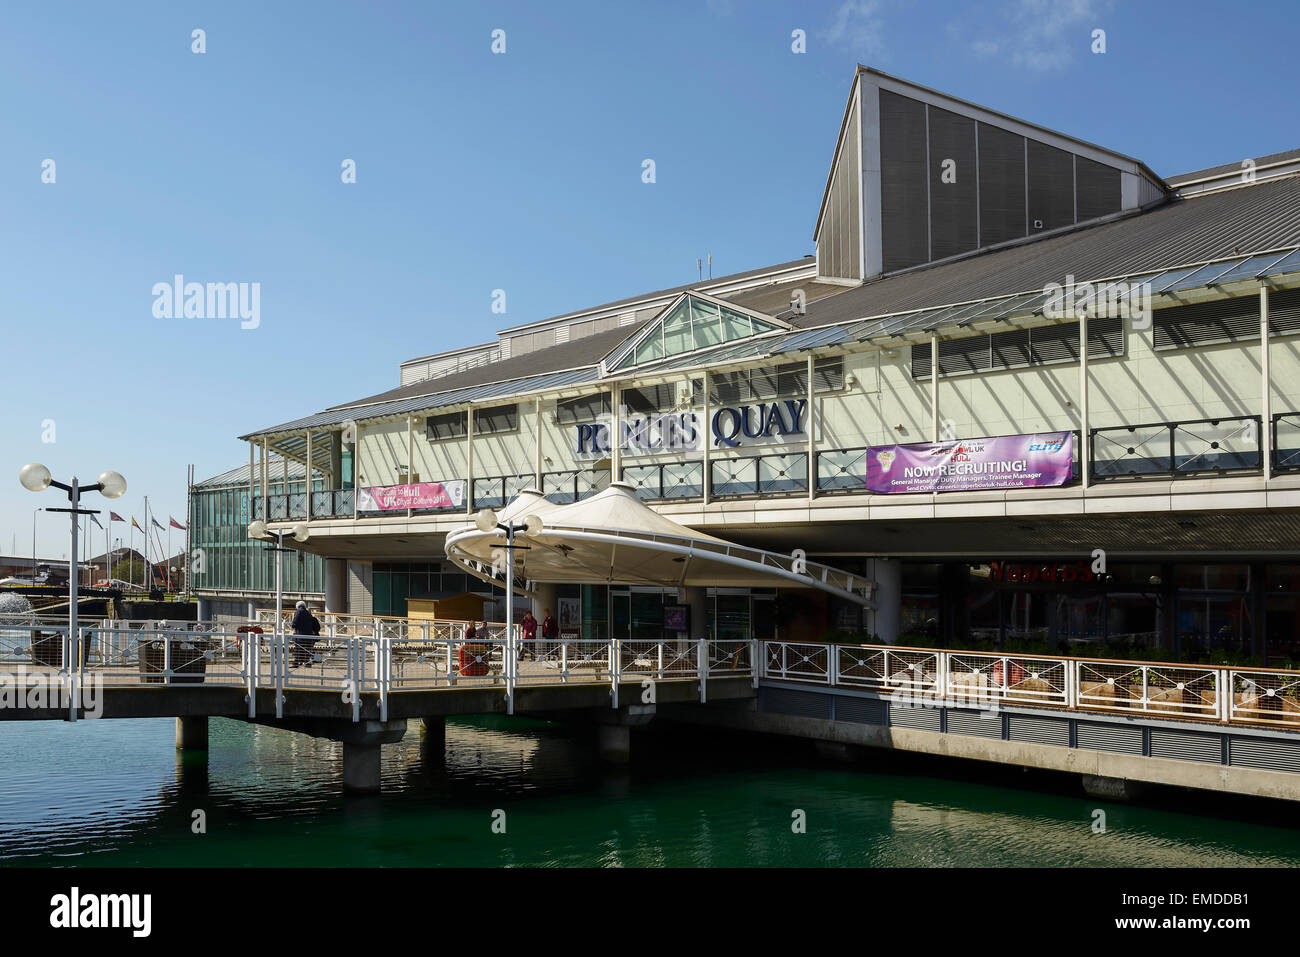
[{"left": 4, "top": 613, "right": 1300, "bottom": 802}]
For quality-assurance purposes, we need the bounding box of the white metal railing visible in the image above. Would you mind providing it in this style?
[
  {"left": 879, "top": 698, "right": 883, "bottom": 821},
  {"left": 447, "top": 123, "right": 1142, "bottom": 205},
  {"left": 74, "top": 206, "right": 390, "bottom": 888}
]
[
  {"left": 761, "top": 640, "right": 1300, "bottom": 729},
  {"left": 0, "top": 617, "right": 744, "bottom": 721}
]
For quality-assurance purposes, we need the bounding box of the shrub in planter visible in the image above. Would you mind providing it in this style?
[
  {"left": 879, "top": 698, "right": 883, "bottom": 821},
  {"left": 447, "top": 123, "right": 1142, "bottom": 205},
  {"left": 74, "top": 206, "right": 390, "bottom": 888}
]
[
  {"left": 139, "top": 637, "right": 211, "bottom": 684},
  {"left": 30, "top": 632, "right": 91, "bottom": 670}
]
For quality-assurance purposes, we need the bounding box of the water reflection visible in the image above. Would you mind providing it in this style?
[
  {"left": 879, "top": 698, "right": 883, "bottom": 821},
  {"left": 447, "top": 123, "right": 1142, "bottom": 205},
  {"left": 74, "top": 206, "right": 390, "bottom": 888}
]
[{"left": 0, "top": 716, "right": 1298, "bottom": 867}]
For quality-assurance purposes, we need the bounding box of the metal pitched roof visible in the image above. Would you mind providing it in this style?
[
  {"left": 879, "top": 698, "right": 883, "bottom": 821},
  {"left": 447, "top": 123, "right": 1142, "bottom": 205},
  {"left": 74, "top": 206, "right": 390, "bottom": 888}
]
[
  {"left": 197, "top": 453, "right": 308, "bottom": 488},
  {"left": 240, "top": 174, "right": 1300, "bottom": 444},
  {"left": 1166, "top": 148, "right": 1300, "bottom": 187},
  {"left": 797, "top": 174, "right": 1300, "bottom": 330}
]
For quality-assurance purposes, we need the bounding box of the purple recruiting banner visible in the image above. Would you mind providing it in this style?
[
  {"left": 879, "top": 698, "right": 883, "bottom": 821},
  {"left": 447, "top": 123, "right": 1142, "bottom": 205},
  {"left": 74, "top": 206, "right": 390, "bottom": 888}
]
[{"left": 865, "top": 432, "right": 1074, "bottom": 494}]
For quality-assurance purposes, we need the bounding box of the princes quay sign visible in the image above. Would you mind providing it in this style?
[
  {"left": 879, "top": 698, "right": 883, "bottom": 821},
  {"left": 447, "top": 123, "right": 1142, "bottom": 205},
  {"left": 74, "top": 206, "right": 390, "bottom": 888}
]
[{"left": 574, "top": 399, "right": 807, "bottom": 459}]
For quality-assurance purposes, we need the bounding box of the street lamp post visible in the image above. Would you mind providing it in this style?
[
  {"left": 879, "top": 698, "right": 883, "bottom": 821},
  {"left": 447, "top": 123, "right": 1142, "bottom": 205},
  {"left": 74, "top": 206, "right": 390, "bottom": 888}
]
[
  {"left": 247, "top": 520, "right": 310, "bottom": 668},
  {"left": 473, "top": 508, "right": 544, "bottom": 715},
  {"left": 20, "top": 464, "right": 127, "bottom": 719},
  {"left": 32, "top": 506, "right": 43, "bottom": 583}
]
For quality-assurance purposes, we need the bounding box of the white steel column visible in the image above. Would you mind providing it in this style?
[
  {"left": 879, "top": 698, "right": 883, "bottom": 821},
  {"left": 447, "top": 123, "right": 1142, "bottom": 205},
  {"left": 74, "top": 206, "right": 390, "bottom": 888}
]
[
  {"left": 1080, "top": 315, "right": 1090, "bottom": 490},
  {"left": 465, "top": 404, "right": 475, "bottom": 516},
  {"left": 534, "top": 398, "right": 542, "bottom": 486},
  {"left": 260, "top": 438, "right": 269, "bottom": 512},
  {"left": 305, "top": 430, "right": 313, "bottom": 519},
  {"left": 611, "top": 384, "right": 622, "bottom": 480},
  {"left": 806, "top": 354, "right": 816, "bottom": 503},
  {"left": 248, "top": 441, "right": 255, "bottom": 521},
  {"left": 1262, "top": 284, "right": 1272, "bottom": 481},
  {"left": 701, "top": 371, "right": 711, "bottom": 506},
  {"left": 930, "top": 334, "right": 939, "bottom": 441},
  {"left": 352, "top": 422, "right": 362, "bottom": 519},
  {"left": 407, "top": 415, "right": 414, "bottom": 518}
]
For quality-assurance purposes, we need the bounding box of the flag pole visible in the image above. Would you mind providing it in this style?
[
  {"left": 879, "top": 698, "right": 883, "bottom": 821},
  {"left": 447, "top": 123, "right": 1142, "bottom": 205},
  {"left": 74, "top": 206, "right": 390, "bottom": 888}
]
[{"left": 144, "top": 496, "right": 151, "bottom": 592}]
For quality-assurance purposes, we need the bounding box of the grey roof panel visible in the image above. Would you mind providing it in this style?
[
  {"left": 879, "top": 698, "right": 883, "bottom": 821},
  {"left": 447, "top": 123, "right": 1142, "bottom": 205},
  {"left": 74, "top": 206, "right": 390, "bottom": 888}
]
[
  {"left": 1166, "top": 148, "right": 1300, "bottom": 187},
  {"left": 798, "top": 175, "right": 1300, "bottom": 330},
  {"left": 241, "top": 367, "right": 601, "bottom": 439},
  {"left": 243, "top": 175, "right": 1300, "bottom": 443},
  {"left": 197, "top": 453, "right": 307, "bottom": 489}
]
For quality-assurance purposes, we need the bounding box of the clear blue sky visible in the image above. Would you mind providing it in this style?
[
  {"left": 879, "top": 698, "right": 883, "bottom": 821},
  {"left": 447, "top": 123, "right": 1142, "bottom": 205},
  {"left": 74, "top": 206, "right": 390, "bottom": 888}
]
[{"left": 3, "top": 0, "right": 1297, "bottom": 559}]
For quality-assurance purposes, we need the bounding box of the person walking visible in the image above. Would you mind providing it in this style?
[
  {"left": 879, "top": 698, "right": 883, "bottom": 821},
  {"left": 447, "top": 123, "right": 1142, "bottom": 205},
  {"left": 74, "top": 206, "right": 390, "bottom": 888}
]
[
  {"left": 290, "top": 600, "right": 320, "bottom": 667},
  {"left": 520, "top": 609, "right": 538, "bottom": 660}
]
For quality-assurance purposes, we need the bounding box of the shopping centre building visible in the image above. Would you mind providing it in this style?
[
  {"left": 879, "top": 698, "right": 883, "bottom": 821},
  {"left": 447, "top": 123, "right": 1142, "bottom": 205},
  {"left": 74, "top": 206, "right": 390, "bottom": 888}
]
[{"left": 191, "top": 67, "right": 1300, "bottom": 665}]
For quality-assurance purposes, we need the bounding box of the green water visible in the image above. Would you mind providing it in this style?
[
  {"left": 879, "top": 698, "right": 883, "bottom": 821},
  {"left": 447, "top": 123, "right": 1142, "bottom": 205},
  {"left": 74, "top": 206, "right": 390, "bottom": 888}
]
[{"left": 1, "top": 716, "right": 1299, "bottom": 867}]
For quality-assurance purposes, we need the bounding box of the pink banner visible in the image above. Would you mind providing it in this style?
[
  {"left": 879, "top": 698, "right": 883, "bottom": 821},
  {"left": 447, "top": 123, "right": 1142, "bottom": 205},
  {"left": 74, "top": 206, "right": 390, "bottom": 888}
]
[
  {"left": 866, "top": 432, "right": 1074, "bottom": 494},
  {"left": 357, "top": 480, "right": 464, "bottom": 512}
]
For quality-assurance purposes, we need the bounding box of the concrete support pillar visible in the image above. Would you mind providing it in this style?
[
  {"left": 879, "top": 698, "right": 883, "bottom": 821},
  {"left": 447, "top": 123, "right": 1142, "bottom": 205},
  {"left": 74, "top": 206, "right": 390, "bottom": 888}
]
[
  {"left": 324, "top": 558, "right": 348, "bottom": 614},
  {"left": 247, "top": 600, "right": 256, "bottom": 620},
  {"left": 598, "top": 722, "right": 631, "bottom": 764},
  {"left": 426, "top": 712, "right": 452, "bottom": 764},
  {"left": 175, "top": 716, "right": 209, "bottom": 751},
  {"left": 533, "top": 582, "right": 558, "bottom": 620},
  {"left": 682, "top": 586, "right": 709, "bottom": 639},
  {"left": 869, "top": 557, "right": 902, "bottom": 643},
  {"left": 342, "top": 741, "right": 382, "bottom": 794},
  {"left": 1081, "top": 774, "right": 1149, "bottom": 803},
  {"left": 197, "top": 598, "right": 211, "bottom": 621}
]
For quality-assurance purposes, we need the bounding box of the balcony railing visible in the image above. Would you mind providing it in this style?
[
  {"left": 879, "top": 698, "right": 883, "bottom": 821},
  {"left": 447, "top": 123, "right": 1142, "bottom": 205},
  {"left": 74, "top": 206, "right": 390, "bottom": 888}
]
[
  {"left": 472, "top": 474, "right": 534, "bottom": 510},
  {"left": 1273, "top": 412, "right": 1300, "bottom": 473},
  {"left": 763, "top": 639, "right": 1300, "bottom": 729},
  {"left": 248, "top": 413, "right": 1292, "bottom": 524},
  {"left": 1091, "top": 415, "right": 1262, "bottom": 480},
  {"left": 622, "top": 462, "right": 705, "bottom": 501},
  {"left": 541, "top": 468, "right": 607, "bottom": 504},
  {"left": 711, "top": 452, "right": 808, "bottom": 498},
  {"left": 310, "top": 489, "right": 355, "bottom": 518}
]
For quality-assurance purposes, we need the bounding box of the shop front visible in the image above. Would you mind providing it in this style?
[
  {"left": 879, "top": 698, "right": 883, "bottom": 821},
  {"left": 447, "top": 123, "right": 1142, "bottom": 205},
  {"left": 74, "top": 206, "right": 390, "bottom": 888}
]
[{"left": 898, "top": 558, "right": 1299, "bottom": 666}]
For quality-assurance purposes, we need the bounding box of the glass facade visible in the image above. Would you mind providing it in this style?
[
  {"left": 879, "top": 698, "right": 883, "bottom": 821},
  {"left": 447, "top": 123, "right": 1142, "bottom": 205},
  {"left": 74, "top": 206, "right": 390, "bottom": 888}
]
[
  {"left": 371, "top": 561, "right": 477, "bottom": 617},
  {"left": 897, "top": 559, "right": 1300, "bottom": 664},
  {"left": 190, "top": 479, "right": 326, "bottom": 596}
]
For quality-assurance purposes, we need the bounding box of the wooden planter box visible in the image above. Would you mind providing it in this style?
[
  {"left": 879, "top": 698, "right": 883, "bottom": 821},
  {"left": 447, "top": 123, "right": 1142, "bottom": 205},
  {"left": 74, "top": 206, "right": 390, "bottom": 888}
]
[
  {"left": 139, "top": 638, "right": 211, "bottom": 685},
  {"left": 1079, "top": 680, "right": 1122, "bottom": 705},
  {"left": 1005, "top": 677, "right": 1055, "bottom": 702},
  {"left": 30, "top": 632, "right": 91, "bottom": 670}
]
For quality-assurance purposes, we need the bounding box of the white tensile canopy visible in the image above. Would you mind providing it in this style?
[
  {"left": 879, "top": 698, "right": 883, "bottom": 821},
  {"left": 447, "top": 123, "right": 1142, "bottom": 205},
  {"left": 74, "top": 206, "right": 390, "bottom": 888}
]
[{"left": 444, "top": 482, "right": 873, "bottom": 606}]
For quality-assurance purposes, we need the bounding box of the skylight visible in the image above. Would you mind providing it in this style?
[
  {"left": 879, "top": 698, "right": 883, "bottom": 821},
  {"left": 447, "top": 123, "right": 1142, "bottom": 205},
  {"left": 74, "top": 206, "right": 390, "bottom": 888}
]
[{"left": 607, "top": 294, "right": 789, "bottom": 373}]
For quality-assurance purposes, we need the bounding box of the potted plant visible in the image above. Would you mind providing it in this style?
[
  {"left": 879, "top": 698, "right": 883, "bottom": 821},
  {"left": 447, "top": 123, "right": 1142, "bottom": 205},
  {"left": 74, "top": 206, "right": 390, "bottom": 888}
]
[{"left": 139, "top": 629, "right": 211, "bottom": 684}]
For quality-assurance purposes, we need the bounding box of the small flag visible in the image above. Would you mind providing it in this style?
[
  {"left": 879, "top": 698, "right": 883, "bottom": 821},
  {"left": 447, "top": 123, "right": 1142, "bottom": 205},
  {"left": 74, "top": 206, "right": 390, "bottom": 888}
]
[
  {"left": 152, "top": 518, "right": 165, "bottom": 531},
  {"left": 90, "top": 514, "right": 103, "bottom": 529},
  {"left": 110, "top": 512, "right": 124, "bottom": 523},
  {"left": 132, "top": 518, "right": 143, "bottom": 533},
  {"left": 169, "top": 517, "right": 186, "bottom": 530}
]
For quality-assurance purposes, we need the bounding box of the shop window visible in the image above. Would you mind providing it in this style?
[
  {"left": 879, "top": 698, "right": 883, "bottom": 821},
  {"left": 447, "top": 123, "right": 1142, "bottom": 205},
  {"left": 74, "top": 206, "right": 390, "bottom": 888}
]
[
  {"left": 1174, "top": 564, "right": 1250, "bottom": 591},
  {"left": 715, "top": 594, "right": 751, "bottom": 641},
  {"left": 622, "top": 384, "right": 677, "bottom": 415},
  {"left": 709, "top": 357, "right": 843, "bottom": 404},
  {"left": 426, "top": 411, "right": 468, "bottom": 441},
  {"left": 473, "top": 404, "right": 518, "bottom": 435},
  {"left": 557, "top": 392, "right": 611, "bottom": 425},
  {"left": 1177, "top": 595, "right": 1252, "bottom": 659}
]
